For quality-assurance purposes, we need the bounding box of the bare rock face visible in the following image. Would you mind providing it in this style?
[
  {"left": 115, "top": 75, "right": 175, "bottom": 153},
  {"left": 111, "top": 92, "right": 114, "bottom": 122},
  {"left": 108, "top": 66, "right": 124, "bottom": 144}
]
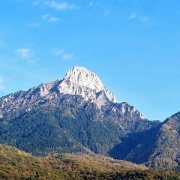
[{"left": 58, "top": 67, "right": 117, "bottom": 104}]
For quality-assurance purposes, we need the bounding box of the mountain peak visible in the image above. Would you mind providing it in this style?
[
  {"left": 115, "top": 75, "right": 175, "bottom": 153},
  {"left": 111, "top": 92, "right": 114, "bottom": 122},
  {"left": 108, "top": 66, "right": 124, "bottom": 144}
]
[
  {"left": 59, "top": 66, "right": 117, "bottom": 104},
  {"left": 64, "top": 66, "right": 104, "bottom": 90}
]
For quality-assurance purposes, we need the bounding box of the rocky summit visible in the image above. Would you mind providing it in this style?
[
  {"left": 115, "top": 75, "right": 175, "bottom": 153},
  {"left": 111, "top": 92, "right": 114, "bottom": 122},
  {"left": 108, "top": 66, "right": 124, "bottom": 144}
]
[{"left": 58, "top": 66, "right": 117, "bottom": 104}]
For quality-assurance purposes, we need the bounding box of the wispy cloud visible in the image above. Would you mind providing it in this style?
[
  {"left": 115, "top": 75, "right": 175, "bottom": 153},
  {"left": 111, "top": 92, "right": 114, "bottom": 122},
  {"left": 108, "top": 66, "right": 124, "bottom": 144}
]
[
  {"left": 129, "top": 12, "right": 137, "bottom": 20},
  {"left": 42, "top": 14, "right": 59, "bottom": 23},
  {"left": 88, "top": 1, "right": 99, "bottom": 7},
  {"left": 0, "top": 77, "right": 5, "bottom": 91},
  {"left": 45, "top": 1, "right": 80, "bottom": 11},
  {"left": 15, "top": 48, "right": 34, "bottom": 59},
  {"left": 104, "top": 9, "right": 110, "bottom": 17},
  {"left": 88, "top": 2, "right": 94, "bottom": 7},
  {"left": 139, "top": 16, "right": 150, "bottom": 23},
  {"left": 33, "top": 0, "right": 40, "bottom": 5},
  {"left": 129, "top": 12, "right": 152, "bottom": 26},
  {"left": 51, "top": 49, "right": 74, "bottom": 60},
  {"left": 49, "top": 16, "right": 59, "bottom": 22},
  {"left": 25, "top": 23, "right": 41, "bottom": 27}
]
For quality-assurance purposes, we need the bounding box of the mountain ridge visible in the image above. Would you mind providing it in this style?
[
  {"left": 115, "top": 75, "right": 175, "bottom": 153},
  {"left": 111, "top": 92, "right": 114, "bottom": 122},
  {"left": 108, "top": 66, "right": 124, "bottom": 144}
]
[
  {"left": 1, "top": 66, "right": 179, "bottom": 170},
  {"left": 0, "top": 66, "right": 144, "bottom": 120}
]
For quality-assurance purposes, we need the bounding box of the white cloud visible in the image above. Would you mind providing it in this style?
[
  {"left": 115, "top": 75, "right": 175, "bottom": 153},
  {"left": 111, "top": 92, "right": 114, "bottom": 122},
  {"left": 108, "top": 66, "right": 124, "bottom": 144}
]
[
  {"left": 42, "top": 14, "right": 59, "bottom": 23},
  {"left": 51, "top": 49, "right": 74, "bottom": 60},
  {"left": 45, "top": 1, "right": 80, "bottom": 11},
  {"left": 88, "top": 1, "right": 100, "bottom": 7},
  {"left": 129, "top": 12, "right": 137, "bottom": 20},
  {"left": 62, "top": 54, "right": 74, "bottom": 60},
  {"left": 0, "top": 77, "right": 5, "bottom": 91},
  {"left": 88, "top": 2, "right": 94, "bottom": 7},
  {"left": 33, "top": 0, "right": 40, "bottom": 5},
  {"left": 139, "top": 16, "right": 150, "bottom": 23},
  {"left": 104, "top": 9, "right": 110, "bottom": 17},
  {"left": 49, "top": 17, "right": 59, "bottom": 22},
  {"left": 129, "top": 12, "right": 152, "bottom": 26},
  {"left": 42, "top": 14, "right": 50, "bottom": 20},
  {"left": 15, "top": 48, "right": 34, "bottom": 59},
  {"left": 51, "top": 49, "right": 63, "bottom": 56}
]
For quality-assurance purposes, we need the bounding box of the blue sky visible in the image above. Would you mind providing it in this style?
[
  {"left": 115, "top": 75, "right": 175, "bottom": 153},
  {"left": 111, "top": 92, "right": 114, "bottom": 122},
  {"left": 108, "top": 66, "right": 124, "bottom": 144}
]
[{"left": 0, "top": 0, "right": 179, "bottom": 121}]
